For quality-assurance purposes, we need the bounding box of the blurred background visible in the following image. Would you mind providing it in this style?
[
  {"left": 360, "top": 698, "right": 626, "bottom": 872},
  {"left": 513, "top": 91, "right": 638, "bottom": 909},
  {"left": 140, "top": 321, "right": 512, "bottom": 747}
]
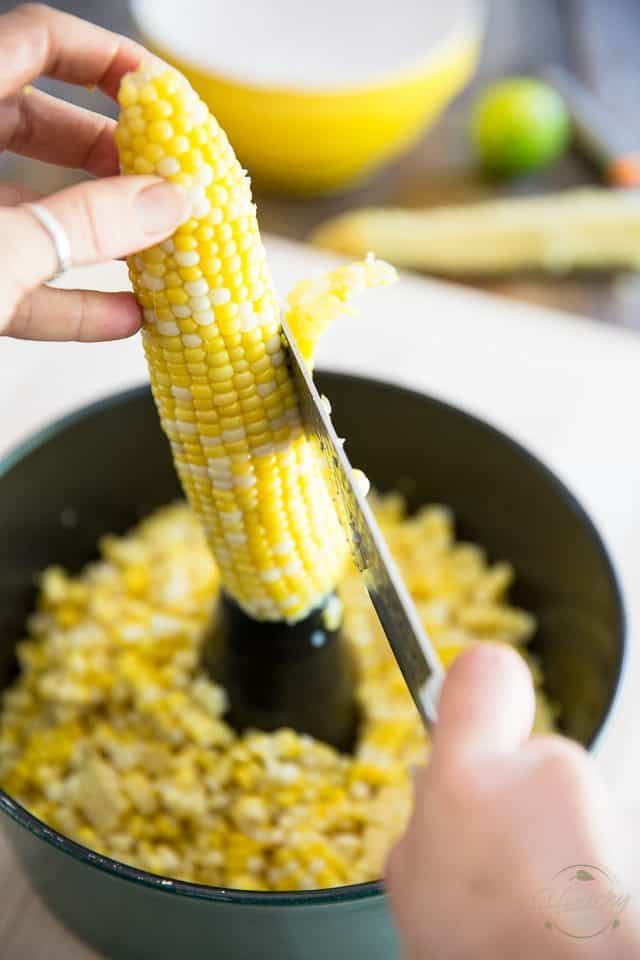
[{"left": 1, "top": 0, "right": 639, "bottom": 326}]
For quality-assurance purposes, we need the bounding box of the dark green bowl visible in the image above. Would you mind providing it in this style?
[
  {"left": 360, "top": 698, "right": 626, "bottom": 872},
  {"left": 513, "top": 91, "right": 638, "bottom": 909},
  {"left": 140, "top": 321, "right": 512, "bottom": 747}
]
[{"left": 0, "top": 374, "right": 625, "bottom": 960}]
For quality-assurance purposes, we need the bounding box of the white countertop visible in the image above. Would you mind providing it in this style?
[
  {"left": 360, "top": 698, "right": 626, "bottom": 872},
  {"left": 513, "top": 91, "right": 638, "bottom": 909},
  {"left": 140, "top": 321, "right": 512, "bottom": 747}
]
[{"left": 1, "top": 235, "right": 638, "bottom": 879}]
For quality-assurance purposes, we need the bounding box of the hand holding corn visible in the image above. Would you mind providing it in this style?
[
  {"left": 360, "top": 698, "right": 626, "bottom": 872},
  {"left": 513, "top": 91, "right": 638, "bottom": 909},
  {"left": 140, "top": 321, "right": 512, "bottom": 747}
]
[{"left": 0, "top": 4, "right": 188, "bottom": 341}]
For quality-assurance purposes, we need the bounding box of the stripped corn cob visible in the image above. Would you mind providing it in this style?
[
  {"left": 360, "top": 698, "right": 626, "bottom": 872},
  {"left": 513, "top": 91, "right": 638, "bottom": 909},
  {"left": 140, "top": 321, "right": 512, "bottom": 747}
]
[
  {"left": 116, "top": 63, "right": 395, "bottom": 623},
  {"left": 311, "top": 189, "right": 640, "bottom": 275}
]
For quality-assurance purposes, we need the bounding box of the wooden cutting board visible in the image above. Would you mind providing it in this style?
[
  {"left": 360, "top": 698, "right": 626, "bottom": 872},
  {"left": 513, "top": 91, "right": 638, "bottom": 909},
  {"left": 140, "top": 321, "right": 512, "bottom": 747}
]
[{"left": 1, "top": 236, "right": 639, "bottom": 957}]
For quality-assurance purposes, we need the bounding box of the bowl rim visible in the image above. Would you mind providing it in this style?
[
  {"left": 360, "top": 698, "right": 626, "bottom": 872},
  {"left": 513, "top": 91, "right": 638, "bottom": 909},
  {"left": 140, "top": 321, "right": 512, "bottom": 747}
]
[
  {"left": 0, "top": 374, "right": 626, "bottom": 907},
  {"left": 130, "top": 0, "right": 485, "bottom": 95}
]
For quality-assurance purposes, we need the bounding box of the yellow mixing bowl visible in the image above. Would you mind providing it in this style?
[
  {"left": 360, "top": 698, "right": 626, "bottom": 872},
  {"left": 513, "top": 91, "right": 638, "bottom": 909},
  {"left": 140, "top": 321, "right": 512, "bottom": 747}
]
[{"left": 132, "top": 1, "right": 484, "bottom": 195}]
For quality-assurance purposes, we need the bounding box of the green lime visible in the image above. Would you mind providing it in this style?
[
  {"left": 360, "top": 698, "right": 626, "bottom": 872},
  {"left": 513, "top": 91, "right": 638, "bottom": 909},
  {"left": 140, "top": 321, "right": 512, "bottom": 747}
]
[{"left": 471, "top": 77, "right": 570, "bottom": 176}]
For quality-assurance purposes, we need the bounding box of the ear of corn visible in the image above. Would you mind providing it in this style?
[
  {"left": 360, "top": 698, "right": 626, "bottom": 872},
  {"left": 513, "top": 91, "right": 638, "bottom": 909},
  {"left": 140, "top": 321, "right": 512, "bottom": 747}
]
[{"left": 116, "top": 63, "right": 395, "bottom": 623}]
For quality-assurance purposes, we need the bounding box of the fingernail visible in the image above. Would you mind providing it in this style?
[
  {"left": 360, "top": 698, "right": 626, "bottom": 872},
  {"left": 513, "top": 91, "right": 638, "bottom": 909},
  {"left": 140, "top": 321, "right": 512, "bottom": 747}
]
[{"left": 135, "top": 181, "right": 189, "bottom": 235}]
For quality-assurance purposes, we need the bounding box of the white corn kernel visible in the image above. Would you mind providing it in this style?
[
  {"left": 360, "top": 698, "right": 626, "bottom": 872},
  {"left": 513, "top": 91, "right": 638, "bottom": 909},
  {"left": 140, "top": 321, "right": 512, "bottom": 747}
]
[
  {"left": 175, "top": 251, "right": 200, "bottom": 267},
  {"left": 185, "top": 279, "right": 208, "bottom": 297},
  {"left": 256, "top": 382, "right": 276, "bottom": 397},
  {"left": 211, "top": 288, "right": 231, "bottom": 306},
  {"left": 157, "top": 156, "right": 180, "bottom": 176},
  {"left": 158, "top": 321, "right": 180, "bottom": 336}
]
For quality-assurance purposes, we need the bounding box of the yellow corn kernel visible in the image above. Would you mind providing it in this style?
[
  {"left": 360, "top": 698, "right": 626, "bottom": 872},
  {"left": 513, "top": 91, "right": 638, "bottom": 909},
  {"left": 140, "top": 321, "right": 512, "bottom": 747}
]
[
  {"left": 123, "top": 566, "right": 149, "bottom": 596},
  {"left": 56, "top": 604, "right": 82, "bottom": 629}
]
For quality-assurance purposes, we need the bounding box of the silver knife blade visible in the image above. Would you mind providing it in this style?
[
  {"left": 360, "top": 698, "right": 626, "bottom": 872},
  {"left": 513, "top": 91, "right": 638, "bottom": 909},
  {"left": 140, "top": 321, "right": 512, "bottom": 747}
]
[{"left": 280, "top": 317, "right": 443, "bottom": 730}]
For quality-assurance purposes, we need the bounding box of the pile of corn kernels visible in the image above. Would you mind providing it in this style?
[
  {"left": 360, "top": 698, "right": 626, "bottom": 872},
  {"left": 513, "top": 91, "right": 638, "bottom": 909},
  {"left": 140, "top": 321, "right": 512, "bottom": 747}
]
[{"left": 0, "top": 497, "right": 553, "bottom": 890}]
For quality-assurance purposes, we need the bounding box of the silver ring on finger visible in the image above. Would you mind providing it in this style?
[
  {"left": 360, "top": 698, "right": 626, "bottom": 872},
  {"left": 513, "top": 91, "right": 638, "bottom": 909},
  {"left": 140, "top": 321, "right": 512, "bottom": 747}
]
[{"left": 25, "top": 203, "right": 72, "bottom": 282}]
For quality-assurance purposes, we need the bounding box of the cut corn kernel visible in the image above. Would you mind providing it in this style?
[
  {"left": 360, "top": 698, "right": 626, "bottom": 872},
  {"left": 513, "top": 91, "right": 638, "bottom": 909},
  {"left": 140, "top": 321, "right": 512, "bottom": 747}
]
[
  {"left": 284, "top": 255, "right": 395, "bottom": 368},
  {"left": 0, "top": 498, "right": 551, "bottom": 889},
  {"left": 117, "top": 63, "right": 396, "bottom": 623}
]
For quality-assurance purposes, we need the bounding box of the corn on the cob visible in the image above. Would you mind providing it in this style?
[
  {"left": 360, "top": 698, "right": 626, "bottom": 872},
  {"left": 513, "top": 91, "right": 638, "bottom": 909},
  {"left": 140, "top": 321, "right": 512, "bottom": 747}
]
[{"left": 116, "top": 63, "right": 395, "bottom": 623}]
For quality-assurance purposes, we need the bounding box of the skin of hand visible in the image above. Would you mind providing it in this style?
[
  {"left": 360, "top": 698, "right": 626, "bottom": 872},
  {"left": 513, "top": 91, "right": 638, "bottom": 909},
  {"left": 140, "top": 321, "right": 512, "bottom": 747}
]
[
  {"left": 0, "top": 3, "right": 189, "bottom": 342},
  {"left": 386, "top": 644, "right": 639, "bottom": 959}
]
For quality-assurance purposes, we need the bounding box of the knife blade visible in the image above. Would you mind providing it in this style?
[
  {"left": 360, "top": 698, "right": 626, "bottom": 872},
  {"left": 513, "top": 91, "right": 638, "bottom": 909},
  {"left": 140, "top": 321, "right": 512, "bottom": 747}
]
[{"left": 280, "top": 317, "right": 443, "bottom": 730}]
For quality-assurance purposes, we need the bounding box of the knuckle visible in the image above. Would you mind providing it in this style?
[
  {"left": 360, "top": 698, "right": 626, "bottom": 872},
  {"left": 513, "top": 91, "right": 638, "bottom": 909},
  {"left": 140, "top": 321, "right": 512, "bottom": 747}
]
[
  {"left": 76, "top": 188, "right": 105, "bottom": 261},
  {"left": 73, "top": 288, "right": 91, "bottom": 341},
  {"left": 84, "top": 116, "right": 110, "bottom": 165},
  {"left": 14, "top": 289, "right": 34, "bottom": 330},
  {"left": 433, "top": 753, "right": 485, "bottom": 810},
  {"left": 9, "top": 92, "right": 34, "bottom": 153},
  {"left": 530, "top": 734, "right": 591, "bottom": 789},
  {"left": 18, "top": 3, "right": 52, "bottom": 24},
  {"left": 12, "top": 4, "right": 51, "bottom": 61}
]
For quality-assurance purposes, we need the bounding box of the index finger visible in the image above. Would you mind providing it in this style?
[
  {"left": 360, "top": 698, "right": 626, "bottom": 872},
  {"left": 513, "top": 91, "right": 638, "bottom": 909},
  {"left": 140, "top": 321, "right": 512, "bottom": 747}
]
[{"left": 0, "top": 3, "right": 154, "bottom": 101}]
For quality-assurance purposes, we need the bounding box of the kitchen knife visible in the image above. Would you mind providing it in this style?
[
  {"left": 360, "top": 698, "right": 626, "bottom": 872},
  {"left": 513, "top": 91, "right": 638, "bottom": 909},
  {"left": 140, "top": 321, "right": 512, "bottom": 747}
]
[{"left": 280, "top": 316, "right": 443, "bottom": 730}]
